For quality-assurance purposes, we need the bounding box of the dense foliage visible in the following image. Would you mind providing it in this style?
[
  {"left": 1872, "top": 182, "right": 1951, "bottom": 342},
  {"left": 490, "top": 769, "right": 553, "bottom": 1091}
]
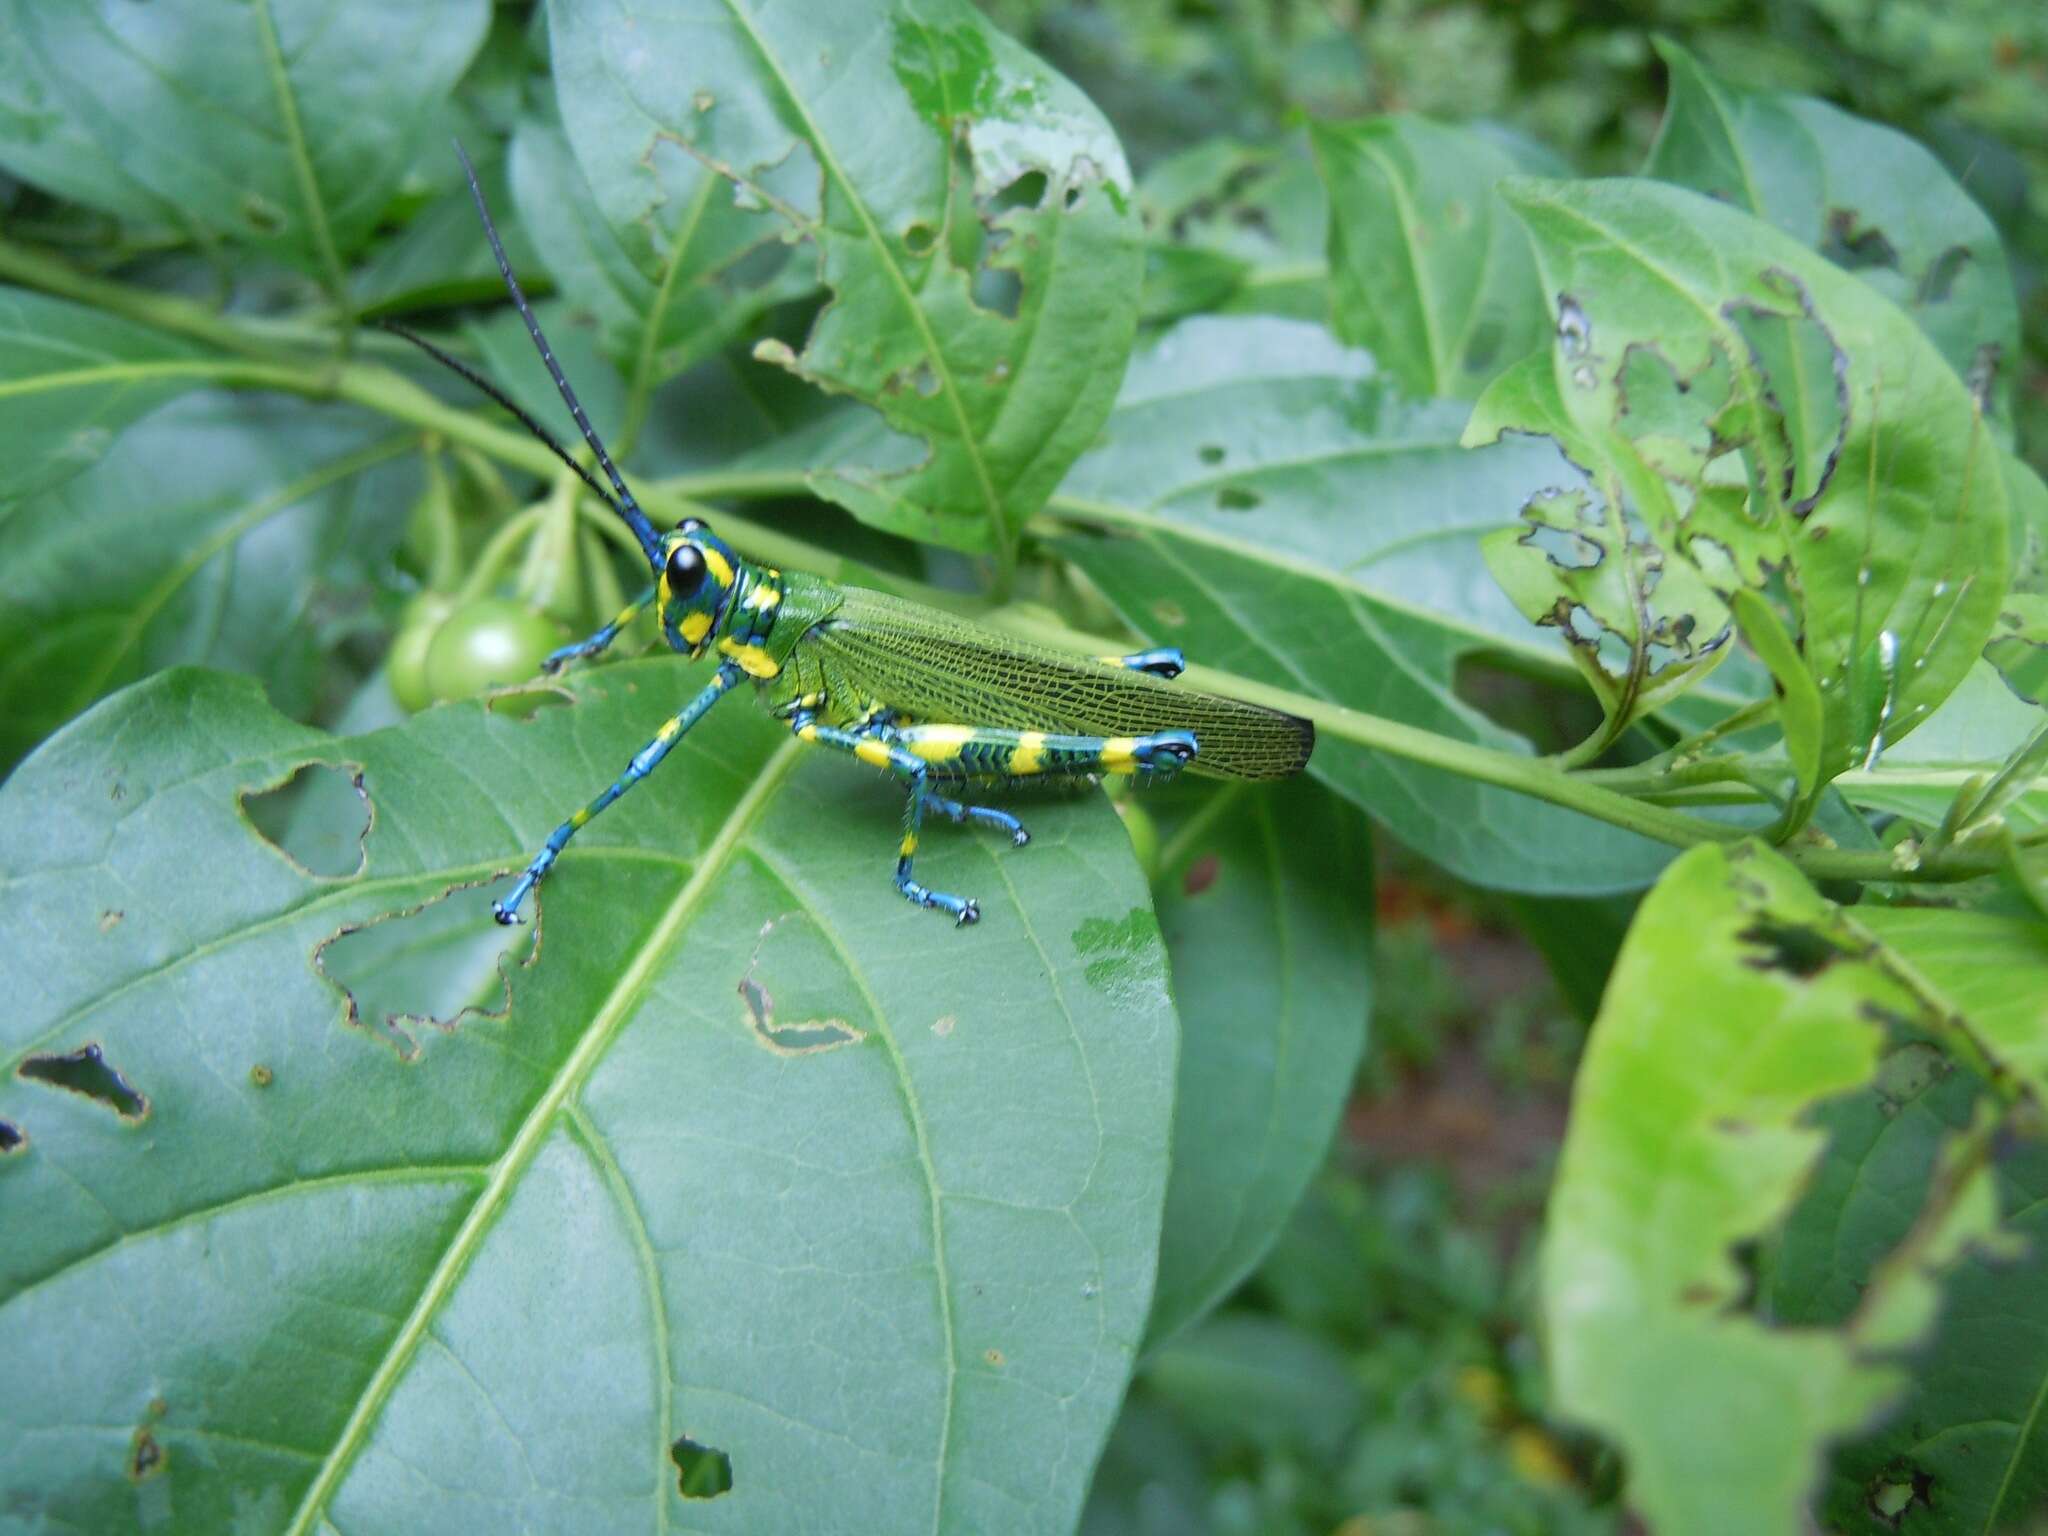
[{"left": 1, "top": 2, "right": 2044, "bottom": 1533}]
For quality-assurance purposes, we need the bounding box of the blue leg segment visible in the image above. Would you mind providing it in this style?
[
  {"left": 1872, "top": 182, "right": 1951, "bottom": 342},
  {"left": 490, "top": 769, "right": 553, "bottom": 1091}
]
[
  {"left": 790, "top": 713, "right": 982, "bottom": 925},
  {"left": 925, "top": 793, "right": 1030, "bottom": 847},
  {"left": 1102, "top": 647, "right": 1184, "bottom": 680},
  {"left": 541, "top": 583, "right": 657, "bottom": 674},
  {"left": 493, "top": 660, "right": 743, "bottom": 924}
]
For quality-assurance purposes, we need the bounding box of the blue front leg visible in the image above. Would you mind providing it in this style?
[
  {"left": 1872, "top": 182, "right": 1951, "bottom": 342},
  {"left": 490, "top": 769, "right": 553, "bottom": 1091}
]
[
  {"left": 494, "top": 659, "right": 743, "bottom": 924},
  {"left": 541, "top": 583, "right": 658, "bottom": 674}
]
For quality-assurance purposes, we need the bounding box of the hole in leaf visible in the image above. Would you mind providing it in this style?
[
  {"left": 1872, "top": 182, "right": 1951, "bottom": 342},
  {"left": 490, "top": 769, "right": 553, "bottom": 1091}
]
[
  {"left": 1917, "top": 244, "right": 1972, "bottom": 304},
  {"left": 1197, "top": 444, "right": 1225, "bottom": 465},
  {"left": 1738, "top": 918, "right": 1860, "bottom": 978},
  {"left": 486, "top": 687, "right": 572, "bottom": 722},
  {"left": 973, "top": 265, "right": 1021, "bottom": 319},
  {"left": 904, "top": 221, "right": 937, "bottom": 256},
  {"left": 738, "top": 916, "right": 868, "bottom": 1056},
  {"left": 1063, "top": 185, "right": 1083, "bottom": 211},
  {"left": 1215, "top": 485, "right": 1261, "bottom": 512},
  {"left": 316, "top": 876, "right": 536, "bottom": 1060},
  {"left": 129, "top": 1427, "right": 166, "bottom": 1482},
  {"left": 911, "top": 360, "right": 940, "bottom": 398},
  {"left": 1722, "top": 273, "right": 1848, "bottom": 517},
  {"left": 671, "top": 1435, "right": 733, "bottom": 1500},
  {"left": 992, "top": 169, "right": 1048, "bottom": 212},
  {"left": 19, "top": 1044, "right": 148, "bottom": 1121},
  {"left": 0, "top": 1120, "right": 23, "bottom": 1153},
  {"left": 241, "top": 764, "right": 370, "bottom": 879},
  {"left": 1820, "top": 209, "right": 1900, "bottom": 272}
]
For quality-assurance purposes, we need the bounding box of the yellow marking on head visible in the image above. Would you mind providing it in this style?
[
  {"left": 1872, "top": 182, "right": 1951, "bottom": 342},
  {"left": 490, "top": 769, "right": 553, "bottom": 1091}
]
[
  {"left": 1102, "top": 737, "right": 1139, "bottom": 774},
  {"left": 1008, "top": 730, "right": 1048, "bottom": 775},
  {"left": 899, "top": 833, "right": 918, "bottom": 857},
  {"left": 679, "top": 611, "right": 713, "bottom": 645},
  {"left": 908, "top": 725, "right": 974, "bottom": 762},
  {"left": 570, "top": 807, "right": 591, "bottom": 828},
  {"left": 700, "top": 545, "right": 735, "bottom": 590},
  {"left": 716, "top": 637, "right": 781, "bottom": 678},
  {"left": 655, "top": 718, "right": 683, "bottom": 744},
  {"left": 854, "top": 739, "right": 894, "bottom": 769}
]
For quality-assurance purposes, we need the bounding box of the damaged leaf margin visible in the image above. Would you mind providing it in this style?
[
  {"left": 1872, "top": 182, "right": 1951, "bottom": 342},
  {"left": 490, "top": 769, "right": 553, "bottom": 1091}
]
[
  {"left": 1545, "top": 839, "right": 2030, "bottom": 1536},
  {"left": 547, "top": 0, "right": 1144, "bottom": 559},
  {"left": 1467, "top": 178, "right": 2010, "bottom": 811}
]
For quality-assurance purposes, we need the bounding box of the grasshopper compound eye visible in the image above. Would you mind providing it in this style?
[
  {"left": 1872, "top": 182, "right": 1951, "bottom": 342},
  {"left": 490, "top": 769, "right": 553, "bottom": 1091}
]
[{"left": 666, "top": 544, "right": 707, "bottom": 597}]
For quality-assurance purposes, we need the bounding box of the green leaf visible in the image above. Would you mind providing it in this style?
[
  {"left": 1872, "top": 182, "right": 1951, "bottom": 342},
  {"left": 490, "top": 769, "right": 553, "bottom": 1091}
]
[
  {"left": 545, "top": 0, "right": 1143, "bottom": 558},
  {"left": 1311, "top": 115, "right": 1560, "bottom": 401},
  {"left": 509, "top": 112, "right": 811, "bottom": 406},
  {"left": 1985, "top": 452, "right": 2048, "bottom": 706},
  {"left": 1138, "top": 1312, "right": 1363, "bottom": 1462},
  {"left": 1050, "top": 314, "right": 1684, "bottom": 894},
  {"left": 1143, "top": 777, "right": 1373, "bottom": 1348},
  {"left": 1545, "top": 840, "right": 2012, "bottom": 1535},
  {"left": 349, "top": 138, "right": 543, "bottom": 316},
  {"left": 0, "top": 661, "right": 1175, "bottom": 1534},
  {"left": 0, "top": 392, "right": 418, "bottom": 772},
  {"left": 0, "top": 286, "right": 213, "bottom": 500},
  {"left": 1470, "top": 350, "right": 1738, "bottom": 746},
  {"left": 1136, "top": 135, "right": 1328, "bottom": 325},
  {"left": 1761, "top": 904, "right": 2048, "bottom": 1533},
  {"left": 1477, "top": 177, "right": 2011, "bottom": 806},
  {"left": 0, "top": 1, "right": 491, "bottom": 281},
  {"left": 1646, "top": 39, "right": 2021, "bottom": 435}
]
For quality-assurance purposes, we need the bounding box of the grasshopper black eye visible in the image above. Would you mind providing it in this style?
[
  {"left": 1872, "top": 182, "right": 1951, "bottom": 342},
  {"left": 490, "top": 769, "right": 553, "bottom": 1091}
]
[{"left": 666, "top": 544, "right": 707, "bottom": 597}]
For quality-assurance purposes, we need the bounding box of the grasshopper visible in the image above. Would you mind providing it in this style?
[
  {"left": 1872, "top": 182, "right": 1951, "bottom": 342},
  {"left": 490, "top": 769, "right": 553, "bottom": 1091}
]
[{"left": 391, "top": 149, "right": 1312, "bottom": 927}]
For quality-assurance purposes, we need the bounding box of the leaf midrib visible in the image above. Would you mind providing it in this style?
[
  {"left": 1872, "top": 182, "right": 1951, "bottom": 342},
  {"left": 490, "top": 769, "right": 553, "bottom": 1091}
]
[{"left": 282, "top": 737, "right": 806, "bottom": 1534}]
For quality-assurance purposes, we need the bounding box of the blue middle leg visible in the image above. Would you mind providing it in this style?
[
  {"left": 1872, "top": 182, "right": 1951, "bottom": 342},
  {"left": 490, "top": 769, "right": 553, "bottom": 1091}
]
[{"left": 789, "top": 713, "right": 982, "bottom": 925}]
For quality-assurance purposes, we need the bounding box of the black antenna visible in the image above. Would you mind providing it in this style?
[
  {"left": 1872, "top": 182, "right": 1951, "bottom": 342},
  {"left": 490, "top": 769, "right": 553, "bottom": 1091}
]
[
  {"left": 379, "top": 321, "right": 630, "bottom": 523},
  {"left": 452, "top": 140, "right": 663, "bottom": 563}
]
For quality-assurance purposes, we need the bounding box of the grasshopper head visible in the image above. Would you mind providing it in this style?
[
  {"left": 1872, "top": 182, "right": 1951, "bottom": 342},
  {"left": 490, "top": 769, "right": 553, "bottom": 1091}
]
[{"left": 657, "top": 518, "right": 743, "bottom": 658}]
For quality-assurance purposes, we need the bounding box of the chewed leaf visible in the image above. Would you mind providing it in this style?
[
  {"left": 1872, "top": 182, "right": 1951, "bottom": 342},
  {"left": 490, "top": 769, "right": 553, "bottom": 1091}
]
[
  {"left": 1469, "top": 178, "right": 2010, "bottom": 810},
  {"left": 1647, "top": 41, "right": 2022, "bottom": 438},
  {"left": 546, "top": 0, "right": 1143, "bottom": 557},
  {"left": 1545, "top": 841, "right": 2017, "bottom": 1535}
]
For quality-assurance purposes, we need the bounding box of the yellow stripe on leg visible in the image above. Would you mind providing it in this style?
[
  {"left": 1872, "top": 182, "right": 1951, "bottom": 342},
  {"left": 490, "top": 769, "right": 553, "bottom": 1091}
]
[
  {"left": 1009, "top": 731, "right": 1048, "bottom": 775},
  {"left": 907, "top": 725, "right": 974, "bottom": 762},
  {"left": 899, "top": 832, "right": 918, "bottom": 857},
  {"left": 570, "top": 807, "right": 591, "bottom": 828},
  {"left": 1101, "top": 737, "right": 1140, "bottom": 774},
  {"left": 854, "top": 739, "right": 894, "bottom": 769}
]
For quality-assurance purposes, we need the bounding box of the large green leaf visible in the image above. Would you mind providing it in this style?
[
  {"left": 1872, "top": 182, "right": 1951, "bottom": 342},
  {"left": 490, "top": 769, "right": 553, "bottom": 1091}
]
[
  {"left": 1472, "top": 178, "right": 2011, "bottom": 803},
  {"left": 0, "top": 662, "right": 1175, "bottom": 1534},
  {"left": 546, "top": 0, "right": 1143, "bottom": 558},
  {"left": 0, "top": 286, "right": 213, "bottom": 501},
  {"left": 0, "top": 0, "right": 490, "bottom": 279},
  {"left": 0, "top": 391, "right": 418, "bottom": 773},
  {"left": 1049, "top": 313, "right": 1685, "bottom": 894},
  {"left": 1143, "top": 777, "right": 1372, "bottom": 1348},
  {"left": 1310, "top": 115, "right": 1561, "bottom": 402},
  {"left": 1645, "top": 39, "right": 2021, "bottom": 435},
  {"left": 1545, "top": 840, "right": 2018, "bottom": 1536}
]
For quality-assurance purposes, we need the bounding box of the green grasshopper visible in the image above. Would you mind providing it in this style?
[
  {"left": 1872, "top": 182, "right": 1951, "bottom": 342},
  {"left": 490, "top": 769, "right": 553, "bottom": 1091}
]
[{"left": 392, "top": 149, "right": 1312, "bottom": 927}]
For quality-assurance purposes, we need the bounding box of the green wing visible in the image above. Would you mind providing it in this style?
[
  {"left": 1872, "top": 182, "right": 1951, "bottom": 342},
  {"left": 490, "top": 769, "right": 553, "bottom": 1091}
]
[{"left": 807, "top": 587, "right": 1313, "bottom": 781}]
